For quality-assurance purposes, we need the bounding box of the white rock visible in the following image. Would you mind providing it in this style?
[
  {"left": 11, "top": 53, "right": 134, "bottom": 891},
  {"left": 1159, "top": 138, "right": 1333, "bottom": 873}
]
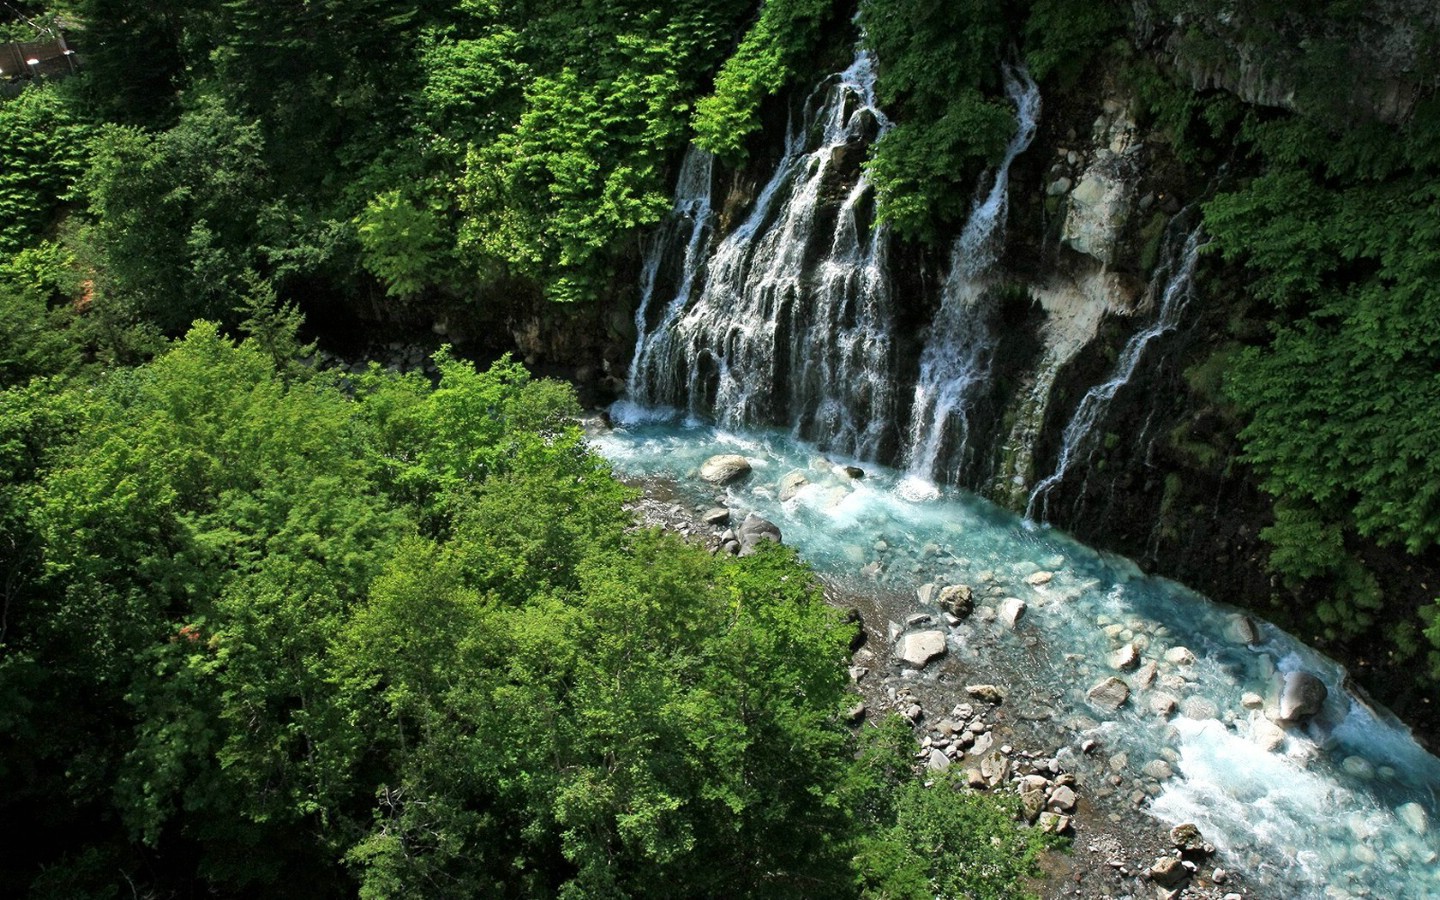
[
  {"left": 1062, "top": 169, "right": 1133, "bottom": 264},
  {"left": 897, "top": 631, "right": 947, "bottom": 668},
  {"left": 999, "top": 597, "right": 1027, "bottom": 628},
  {"left": 699, "top": 454, "right": 751, "bottom": 484},
  {"left": 1109, "top": 643, "right": 1140, "bottom": 670},
  {"left": 1025, "top": 570, "right": 1054, "bottom": 585},
  {"left": 1164, "top": 646, "right": 1196, "bottom": 666},
  {"left": 1241, "top": 692, "right": 1264, "bottom": 709},
  {"left": 1049, "top": 785, "right": 1077, "bottom": 812},
  {"left": 1398, "top": 801, "right": 1429, "bottom": 836}
]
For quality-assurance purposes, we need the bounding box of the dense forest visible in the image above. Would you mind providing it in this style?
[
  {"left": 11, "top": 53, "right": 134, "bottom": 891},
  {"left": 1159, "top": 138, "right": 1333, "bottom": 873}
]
[{"left": 3, "top": 0, "right": 1440, "bottom": 895}]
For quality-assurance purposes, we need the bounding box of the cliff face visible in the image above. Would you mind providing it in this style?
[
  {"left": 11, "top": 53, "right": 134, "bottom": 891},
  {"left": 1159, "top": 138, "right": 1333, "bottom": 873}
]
[
  {"left": 414, "top": 5, "right": 1440, "bottom": 734},
  {"left": 1151, "top": 0, "right": 1440, "bottom": 125}
]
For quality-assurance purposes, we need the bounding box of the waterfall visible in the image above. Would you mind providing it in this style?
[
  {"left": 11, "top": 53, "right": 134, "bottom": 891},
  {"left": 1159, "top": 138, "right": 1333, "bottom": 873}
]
[
  {"left": 901, "top": 65, "right": 1041, "bottom": 489},
  {"left": 622, "top": 46, "right": 899, "bottom": 459},
  {"left": 1025, "top": 223, "right": 1205, "bottom": 521},
  {"left": 625, "top": 146, "right": 715, "bottom": 403}
]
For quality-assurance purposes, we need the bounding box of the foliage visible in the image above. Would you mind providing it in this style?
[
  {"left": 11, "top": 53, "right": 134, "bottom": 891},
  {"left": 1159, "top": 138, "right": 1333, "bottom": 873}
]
[
  {"left": 14, "top": 306, "right": 1048, "bottom": 895},
  {"left": 1202, "top": 74, "right": 1440, "bottom": 653},
  {"left": 0, "top": 83, "right": 90, "bottom": 254},
  {"left": 854, "top": 766, "right": 1057, "bottom": 900},
  {"left": 356, "top": 189, "right": 450, "bottom": 299},
  {"left": 691, "top": 0, "right": 840, "bottom": 162},
  {"left": 864, "top": 95, "right": 1015, "bottom": 240},
  {"left": 1021, "top": 0, "right": 1125, "bottom": 85},
  {"left": 0, "top": 242, "right": 81, "bottom": 386},
  {"left": 453, "top": 0, "right": 749, "bottom": 301},
  {"left": 858, "top": 0, "right": 1011, "bottom": 241},
  {"left": 80, "top": 99, "right": 275, "bottom": 329}
]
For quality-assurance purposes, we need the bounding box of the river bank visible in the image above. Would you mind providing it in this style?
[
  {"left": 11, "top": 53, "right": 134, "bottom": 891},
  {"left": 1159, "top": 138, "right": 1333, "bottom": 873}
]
[{"left": 588, "top": 415, "right": 1440, "bottom": 900}]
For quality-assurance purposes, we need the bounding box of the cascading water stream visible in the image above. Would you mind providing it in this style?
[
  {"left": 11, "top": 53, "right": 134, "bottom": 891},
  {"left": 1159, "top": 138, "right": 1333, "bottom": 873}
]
[
  {"left": 620, "top": 46, "right": 899, "bottom": 460},
  {"left": 901, "top": 65, "right": 1040, "bottom": 492},
  {"left": 625, "top": 146, "right": 715, "bottom": 403},
  {"left": 1024, "top": 223, "right": 1205, "bottom": 521}
]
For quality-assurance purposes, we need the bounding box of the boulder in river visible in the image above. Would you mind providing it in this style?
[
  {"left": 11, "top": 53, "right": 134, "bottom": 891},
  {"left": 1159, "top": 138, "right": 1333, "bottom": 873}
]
[
  {"left": 1397, "top": 801, "right": 1429, "bottom": 836},
  {"left": 1181, "top": 695, "right": 1220, "bottom": 721},
  {"left": 1278, "top": 670, "right": 1328, "bottom": 723},
  {"left": 699, "top": 454, "right": 752, "bottom": 485},
  {"left": 966, "top": 684, "right": 1006, "bottom": 704},
  {"left": 1109, "top": 643, "right": 1140, "bottom": 670},
  {"left": 1250, "top": 714, "right": 1285, "bottom": 751},
  {"left": 1087, "top": 676, "right": 1131, "bottom": 712},
  {"left": 778, "top": 469, "right": 809, "bottom": 501},
  {"left": 1228, "top": 614, "right": 1261, "bottom": 645},
  {"left": 736, "top": 513, "right": 782, "bottom": 556},
  {"left": 1164, "top": 646, "right": 1196, "bottom": 666},
  {"left": 999, "top": 597, "right": 1027, "bottom": 628},
  {"left": 1134, "top": 660, "right": 1158, "bottom": 688},
  {"left": 701, "top": 506, "right": 731, "bottom": 525},
  {"left": 1148, "top": 692, "right": 1178, "bottom": 717},
  {"left": 938, "top": 584, "right": 974, "bottom": 617},
  {"left": 896, "top": 631, "right": 946, "bottom": 668},
  {"left": 1170, "top": 822, "right": 1210, "bottom": 855}
]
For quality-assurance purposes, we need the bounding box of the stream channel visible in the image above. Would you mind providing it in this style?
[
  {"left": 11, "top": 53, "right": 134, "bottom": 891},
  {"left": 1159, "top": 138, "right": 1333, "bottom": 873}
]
[{"left": 591, "top": 413, "right": 1440, "bottom": 900}]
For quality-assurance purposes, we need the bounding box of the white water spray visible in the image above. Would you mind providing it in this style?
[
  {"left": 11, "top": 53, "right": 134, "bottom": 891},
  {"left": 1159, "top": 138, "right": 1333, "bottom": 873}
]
[
  {"left": 1025, "top": 224, "right": 1204, "bottom": 521},
  {"left": 902, "top": 65, "right": 1041, "bottom": 487},
  {"left": 623, "top": 46, "right": 899, "bottom": 459},
  {"left": 626, "top": 146, "right": 715, "bottom": 403}
]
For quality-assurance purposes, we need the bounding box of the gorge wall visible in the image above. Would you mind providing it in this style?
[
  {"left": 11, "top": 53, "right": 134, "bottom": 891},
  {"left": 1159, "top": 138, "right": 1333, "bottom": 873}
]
[{"left": 384, "top": 2, "right": 1440, "bottom": 739}]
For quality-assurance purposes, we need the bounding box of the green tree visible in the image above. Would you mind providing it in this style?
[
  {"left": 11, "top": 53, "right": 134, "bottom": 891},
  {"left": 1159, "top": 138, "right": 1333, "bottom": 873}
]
[
  {"left": 859, "top": 0, "right": 1015, "bottom": 241},
  {"left": 0, "top": 82, "right": 90, "bottom": 254},
  {"left": 691, "top": 0, "right": 840, "bottom": 162}
]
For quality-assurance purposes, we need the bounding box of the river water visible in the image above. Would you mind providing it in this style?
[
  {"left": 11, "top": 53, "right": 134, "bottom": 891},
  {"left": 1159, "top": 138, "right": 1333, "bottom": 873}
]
[{"left": 592, "top": 415, "right": 1440, "bottom": 900}]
